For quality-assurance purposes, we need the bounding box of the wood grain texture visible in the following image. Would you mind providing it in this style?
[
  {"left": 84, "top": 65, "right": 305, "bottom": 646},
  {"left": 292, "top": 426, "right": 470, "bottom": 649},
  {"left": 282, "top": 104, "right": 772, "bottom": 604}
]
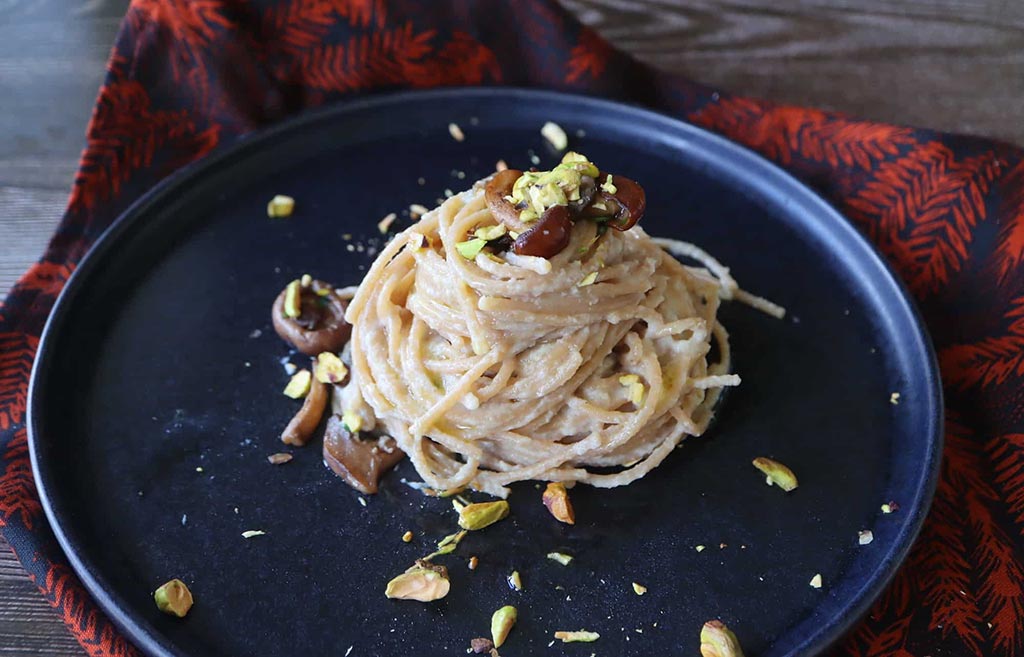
[{"left": 0, "top": 0, "right": 1020, "bottom": 655}]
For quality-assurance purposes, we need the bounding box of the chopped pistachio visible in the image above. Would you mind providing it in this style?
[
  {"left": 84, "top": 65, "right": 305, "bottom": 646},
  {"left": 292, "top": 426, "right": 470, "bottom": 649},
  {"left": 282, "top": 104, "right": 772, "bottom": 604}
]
[
  {"left": 402, "top": 530, "right": 414, "bottom": 543},
  {"left": 408, "top": 232, "right": 427, "bottom": 250},
  {"left": 409, "top": 203, "right": 430, "bottom": 219},
  {"left": 300, "top": 273, "right": 312, "bottom": 288},
  {"left": 809, "top": 573, "right": 823, "bottom": 589},
  {"left": 448, "top": 122, "right": 465, "bottom": 142},
  {"left": 601, "top": 174, "right": 617, "bottom": 194},
  {"left": 890, "top": 392, "right": 901, "bottom": 405},
  {"left": 560, "top": 152, "right": 600, "bottom": 178},
  {"left": 554, "top": 630, "right": 600, "bottom": 643},
  {"left": 519, "top": 207, "right": 539, "bottom": 223},
  {"left": 881, "top": 502, "right": 898, "bottom": 514},
  {"left": 474, "top": 224, "right": 508, "bottom": 241},
  {"left": 469, "top": 555, "right": 479, "bottom": 570},
  {"left": 283, "top": 279, "right": 302, "bottom": 318},
  {"left": 700, "top": 620, "right": 744, "bottom": 657},
  {"left": 377, "top": 212, "right": 397, "bottom": 234},
  {"left": 752, "top": 457, "right": 798, "bottom": 492},
  {"left": 458, "top": 500, "right": 510, "bottom": 530},
  {"left": 618, "top": 374, "right": 645, "bottom": 406},
  {"left": 542, "top": 482, "right": 576, "bottom": 524},
  {"left": 577, "top": 271, "right": 599, "bottom": 287},
  {"left": 508, "top": 570, "right": 523, "bottom": 591},
  {"left": 266, "top": 194, "right": 295, "bottom": 218},
  {"left": 341, "top": 410, "right": 362, "bottom": 433},
  {"left": 490, "top": 605, "right": 517, "bottom": 647},
  {"left": 456, "top": 238, "right": 488, "bottom": 260},
  {"left": 541, "top": 121, "right": 569, "bottom": 151},
  {"left": 495, "top": 159, "right": 508, "bottom": 172},
  {"left": 315, "top": 286, "right": 332, "bottom": 296},
  {"left": 858, "top": 530, "right": 874, "bottom": 545},
  {"left": 267, "top": 452, "right": 293, "bottom": 465},
  {"left": 632, "top": 582, "right": 647, "bottom": 595},
  {"left": 241, "top": 530, "right": 265, "bottom": 538},
  {"left": 314, "top": 351, "right": 348, "bottom": 384},
  {"left": 154, "top": 579, "right": 193, "bottom": 617},
  {"left": 425, "top": 530, "right": 468, "bottom": 559},
  {"left": 385, "top": 563, "right": 450, "bottom": 602},
  {"left": 547, "top": 552, "right": 573, "bottom": 566},
  {"left": 282, "top": 369, "right": 312, "bottom": 399},
  {"left": 695, "top": 545, "right": 706, "bottom": 552}
]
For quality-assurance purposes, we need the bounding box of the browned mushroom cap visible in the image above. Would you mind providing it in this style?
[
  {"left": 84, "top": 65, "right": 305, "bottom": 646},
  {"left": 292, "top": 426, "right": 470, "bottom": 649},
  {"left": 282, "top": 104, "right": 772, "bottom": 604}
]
[
  {"left": 272, "top": 280, "right": 351, "bottom": 356},
  {"left": 484, "top": 168, "right": 532, "bottom": 232},
  {"left": 322, "top": 415, "right": 405, "bottom": 494},
  {"left": 512, "top": 205, "right": 573, "bottom": 258},
  {"left": 581, "top": 172, "right": 646, "bottom": 231},
  {"left": 281, "top": 375, "right": 328, "bottom": 446}
]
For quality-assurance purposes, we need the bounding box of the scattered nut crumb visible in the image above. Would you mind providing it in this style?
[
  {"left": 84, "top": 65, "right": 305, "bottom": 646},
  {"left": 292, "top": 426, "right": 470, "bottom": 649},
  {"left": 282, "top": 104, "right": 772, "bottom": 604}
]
[
  {"left": 752, "top": 456, "right": 798, "bottom": 491},
  {"left": 266, "top": 194, "right": 295, "bottom": 218},
  {"left": 700, "top": 620, "right": 743, "bottom": 657},
  {"left": 809, "top": 573, "right": 823, "bottom": 589},
  {"left": 695, "top": 545, "right": 706, "bottom": 552},
  {"left": 547, "top": 552, "right": 573, "bottom": 566},
  {"left": 377, "top": 212, "right": 397, "bottom": 234},
  {"left": 448, "top": 123, "right": 465, "bottom": 142},
  {"left": 195, "top": 466, "right": 204, "bottom": 473},
  {"left": 632, "top": 582, "right": 647, "bottom": 595},
  {"left": 495, "top": 159, "right": 508, "bottom": 172},
  {"left": 409, "top": 204, "right": 430, "bottom": 219},
  {"left": 358, "top": 497, "right": 367, "bottom": 507},
  {"left": 858, "top": 530, "right": 874, "bottom": 545},
  {"left": 267, "top": 453, "right": 293, "bottom": 465},
  {"left": 242, "top": 530, "right": 265, "bottom": 539},
  {"left": 541, "top": 121, "right": 569, "bottom": 151},
  {"left": 154, "top": 579, "right": 193, "bottom": 617},
  {"left": 470, "top": 637, "right": 494, "bottom": 654},
  {"left": 890, "top": 392, "right": 901, "bottom": 405},
  {"left": 508, "top": 570, "right": 523, "bottom": 591},
  {"left": 719, "top": 543, "right": 727, "bottom": 550},
  {"left": 469, "top": 556, "right": 479, "bottom": 570},
  {"left": 402, "top": 530, "right": 414, "bottom": 543},
  {"left": 881, "top": 501, "right": 900, "bottom": 513},
  {"left": 542, "top": 482, "right": 575, "bottom": 524},
  {"left": 554, "top": 630, "right": 600, "bottom": 643}
]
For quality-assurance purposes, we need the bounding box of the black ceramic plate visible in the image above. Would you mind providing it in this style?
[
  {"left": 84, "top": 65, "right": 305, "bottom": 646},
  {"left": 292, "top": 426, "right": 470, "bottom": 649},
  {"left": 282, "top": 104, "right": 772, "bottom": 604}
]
[{"left": 30, "top": 89, "right": 942, "bottom": 657}]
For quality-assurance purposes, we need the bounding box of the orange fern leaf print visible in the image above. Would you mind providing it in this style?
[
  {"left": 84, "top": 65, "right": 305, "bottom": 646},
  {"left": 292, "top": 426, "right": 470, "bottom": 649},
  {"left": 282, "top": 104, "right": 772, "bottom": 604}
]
[
  {"left": 991, "top": 160, "right": 1024, "bottom": 283},
  {"left": 566, "top": 27, "right": 611, "bottom": 84},
  {"left": 0, "top": 332, "right": 38, "bottom": 432},
  {"left": 407, "top": 31, "right": 501, "bottom": 88},
  {"left": 17, "top": 262, "right": 75, "bottom": 298},
  {"left": 263, "top": 0, "right": 386, "bottom": 56},
  {"left": 939, "top": 295, "right": 1024, "bottom": 390},
  {"left": 127, "top": 0, "right": 233, "bottom": 83},
  {"left": 0, "top": 429, "right": 41, "bottom": 530},
  {"left": 43, "top": 564, "right": 141, "bottom": 657}
]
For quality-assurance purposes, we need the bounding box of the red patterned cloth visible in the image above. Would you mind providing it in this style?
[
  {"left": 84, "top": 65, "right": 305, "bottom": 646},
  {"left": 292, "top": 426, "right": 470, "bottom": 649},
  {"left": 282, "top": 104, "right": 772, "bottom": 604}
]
[{"left": 1, "top": 2, "right": 1022, "bottom": 656}]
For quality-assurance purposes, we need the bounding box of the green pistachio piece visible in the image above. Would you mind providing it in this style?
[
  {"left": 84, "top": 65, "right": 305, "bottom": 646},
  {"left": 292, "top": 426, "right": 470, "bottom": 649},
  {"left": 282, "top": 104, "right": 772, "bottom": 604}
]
[
  {"left": 284, "top": 279, "right": 302, "bottom": 318},
  {"left": 561, "top": 151, "right": 600, "bottom": 177},
  {"left": 456, "top": 238, "right": 488, "bottom": 260},
  {"left": 519, "top": 208, "right": 539, "bottom": 223},
  {"left": 457, "top": 500, "right": 510, "bottom": 530},
  {"left": 341, "top": 410, "right": 362, "bottom": 433},
  {"left": 601, "top": 174, "right": 617, "bottom": 194},
  {"left": 700, "top": 620, "right": 744, "bottom": 657},
  {"left": 541, "top": 121, "right": 568, "bottom": 151},
  {"left": 491, "top": 605, "right": 518, "bottom": 647},
  {"left": 282, "top": 369, "right": 312, "bottom": 399},
  {"left": 154, "top": 579, "right": 193, "bottom": 617},
  {"left": 752, "top": 457, "right": 798, "bottom": 491},
  {"left": 554, "top": 630, "right": 600, "bottom": 643},
  {"left": 547, "top": 552, "right": 573, "bottom": 566},
  {"left": 266, "top": 194, "right": 295, "bottom": 218},
  {"left": 474, "top": 224, "right": 508, "bottom": 241},
  {"left": 385, "top": 564, "right": 450, "bottom": 602}
]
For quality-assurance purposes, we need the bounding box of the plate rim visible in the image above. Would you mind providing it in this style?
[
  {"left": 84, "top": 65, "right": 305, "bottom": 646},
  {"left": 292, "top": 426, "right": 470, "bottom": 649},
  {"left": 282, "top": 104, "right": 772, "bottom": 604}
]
[{"left": 28, "top": 86, "right": 944, "bottom": 657}]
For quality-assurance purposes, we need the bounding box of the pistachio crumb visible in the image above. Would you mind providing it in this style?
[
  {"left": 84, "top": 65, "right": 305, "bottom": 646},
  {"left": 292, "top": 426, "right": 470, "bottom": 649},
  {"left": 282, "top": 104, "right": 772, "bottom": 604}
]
[
  {"left": 282, "top": 369, "right": 312, "bottom": 398},
  {"left": 402, "top": 530, "right": 414, "bottom": 543},
  {"left": 195, "top": 466, "right": 203, "bottom": 473},
  {"left": 508, "top": 570, "right": 523, "bottom": 591},
  {"left": 267, "top": 452, "right": 292, "bottom": 465},
  {"left": 491, "top": 605, "right": 517, "bottom": 647},
  {"left": 547, "top": 552, "right": 573, "bottom": 566},
  {"left": 448, "top": 123, "right": 465, "bottom": 142},
  {"left": 577, "top": 271, "right": 599, "bottom": 287},
  {"left": 632, "top": 582, "right": 647, "bottom": 595},
  {"left": 314, "top": 352, "right": 348, "bottom": 384},
  {"left": 890, "top": 392, "right": 901, "bottom": 404},
  {"left": 385, "top": 562, "right": 450, "bottom": 602},
  {"left": 341, "top": 410, "right": 362, "bottom": 433},
  {"left": 409, "top": 204, "right": 430, "bottom": 219},
  {"left": 283, "top": 279, "right": 302, "bottom": 317},
  {"left": 541, "top": 121, "right": 569, "bottom": 151},
  {"left": 469, "top": 556, "right": 479, "bottom": 570},
  {"left": 554, "top": 630, "right": 600, "bottom": 643},
  {"left": 542, "top": 482, "right": 575, "bottom": 524},
  {"left": 241, "top": 530, "right": 265, "bottom": 538},
  {"left": 266, "top": 194, "right": 295, "bottom": 218},
  {"left": 456, "top": 238, "right": 488, "bottom": 260},
  {"left": 809, "top": 573, "right": 823, "bottom": 589},
  {"left": 695, "top": 545, "right": 706, "bottom": 552},
  {"left": 457, "top": 500, "right": 510, "bottom": 530},
  {"left": 377, "top": 212, "right": 397, "bottom": 234},
  {"left": 752, "top": 457, "right": 798, "bottom": 491},
  {"left": 881, "top": 501, "right": 899, "bottom": 514},
  {"left": 858, "top": 530, "right": 874, "bottom": 545},
  {"left": 154, "top": 579, "right": 193, "bottom": 617},
  {"left": 495, "top": 159, "right": 508, "bottom": 172},
  {"left": 700, "top": 620, "right": 744, "bottom": 657}
]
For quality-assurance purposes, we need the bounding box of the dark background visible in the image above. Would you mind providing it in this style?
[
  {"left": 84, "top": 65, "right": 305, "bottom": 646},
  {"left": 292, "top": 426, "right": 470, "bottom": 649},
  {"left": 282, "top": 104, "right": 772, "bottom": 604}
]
[{"left": 1, "top": 0, "right": 1021, "bottom": 653}]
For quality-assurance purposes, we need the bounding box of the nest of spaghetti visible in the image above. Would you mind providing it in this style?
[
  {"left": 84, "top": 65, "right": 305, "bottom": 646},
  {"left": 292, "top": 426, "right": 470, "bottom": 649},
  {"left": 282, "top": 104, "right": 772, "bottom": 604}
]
[{"left": 338, "top": 153, "right": 757, "bottom": 498}]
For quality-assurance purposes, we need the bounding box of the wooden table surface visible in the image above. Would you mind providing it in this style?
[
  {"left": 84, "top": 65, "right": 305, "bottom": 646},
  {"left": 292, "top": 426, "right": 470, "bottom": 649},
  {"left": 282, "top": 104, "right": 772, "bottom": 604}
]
[{"left": 1, "top": 0, "right": 1021, "bottom": 653}]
